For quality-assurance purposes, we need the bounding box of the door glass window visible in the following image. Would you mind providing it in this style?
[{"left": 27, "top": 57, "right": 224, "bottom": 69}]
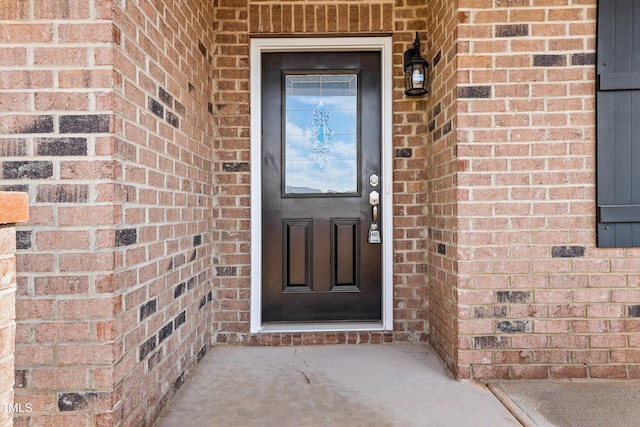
[{"left": 284, "top": 73, "right": 358, "bottom": 195}]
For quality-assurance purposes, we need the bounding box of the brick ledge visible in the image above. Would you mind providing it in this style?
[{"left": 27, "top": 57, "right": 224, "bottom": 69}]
[{"left": 0, "top": 192, "right": 29, "bottom": 224}]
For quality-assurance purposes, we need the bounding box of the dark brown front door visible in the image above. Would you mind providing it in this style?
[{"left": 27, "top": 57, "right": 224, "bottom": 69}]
[{"left": 261, "top": 51, "right": 382, "bottom": 323}]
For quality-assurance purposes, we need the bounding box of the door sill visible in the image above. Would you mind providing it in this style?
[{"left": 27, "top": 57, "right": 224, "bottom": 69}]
[{"left": 259, "top": 322, "right": 385, "bottom": 334}]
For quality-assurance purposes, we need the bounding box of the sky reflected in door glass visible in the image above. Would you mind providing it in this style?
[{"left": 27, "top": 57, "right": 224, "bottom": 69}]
[{"left": 285, "top": 74, "right": 358, "bottom": 194}]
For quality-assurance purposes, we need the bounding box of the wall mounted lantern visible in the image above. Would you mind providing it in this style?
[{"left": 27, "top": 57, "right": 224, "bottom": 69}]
[{"left": 404, "top": 32, "right": 429, "bottom": 97}]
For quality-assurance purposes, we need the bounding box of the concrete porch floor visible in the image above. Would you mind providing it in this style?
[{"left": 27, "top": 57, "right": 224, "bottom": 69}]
[{"left": 153, "top": 343, "right": 519, "bottom": 427}]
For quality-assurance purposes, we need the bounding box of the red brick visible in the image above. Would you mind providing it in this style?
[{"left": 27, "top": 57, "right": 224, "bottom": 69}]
[
  {"left": 0, "top": 70, "right": 53, "bottom": 90},
  {"left": 0, "top": 24, "right": 54, "bottom": 43},
  {"left": 586, "top": 304, "right": 624, "bottom": 318},
  {"left": 511, "top": 365, "right": 549, "bottom": 379},
  {"left": 59, "top": 253, "right": 115, "bottom": 272},
  {"left": 34, "top": 0, "right": 91, "bottom": 19},
  {"left": 0, "top": 91, "right": 29, "bottom": 112},
  {"left": 31, "top": 367, "right": 89, "bottom": 389},
  {"left": 34, "top": 276, "right": 90, "bottom": 295},
  {"left": 58, "top": 23, "right": 114, "bottom": 43},
  {"left": 612, "top": 350, "right": 640, "bottom": 364},
  {"left": 534, "top": 320, "right": 571, "bottom": 334},
  {"left": 58, "top": 206, "right": 117, "bottom": 226},
  {"left": 15, "top": 298, "right": 54, "bottom": 320},
  {"left": 34, "top": 47, "right": 88, "bottom": 66},
  {"left": 35, "top": 322, "right": 91, "bottom": 343},
  {"left": 471, "top": 365, "right": 510, "bottom": 380},
  {"left": 57, "top": 343, "right": 118, "bottom": 365},
  {"left": 24, "top": 414, "right": 90, "bottom": 427},
  {"left": 590, "top": 365, "right": 629, "bottom": 379},
  {"left": 590, "top": 335, "right": 627, "bottom": 349},
  {"left": 0, "top": 192, "right": 29, "bottom": 224},
  {"left": 15, "top": 344, "right": 54, "bottom": 365},
  {"left": 13, "top": 391, "right": 55, "bottom": 414},
  {"left": 0, "top": 47, "right": 27, "bottom": 66},
  {"left": 34, "top": 92, "right": 91, "bottom": 111},
  {"left": 35, "top": 230, "right": 90, "bottom": 250},
  {"left": 551, "top": 365, "right": 588, "bottom": 379},
  {"left": 59, "top": 69, "right": 115, "bottom": 89},
  {"left": 511, "top": 335, "right": 549, "bottom": 349}
]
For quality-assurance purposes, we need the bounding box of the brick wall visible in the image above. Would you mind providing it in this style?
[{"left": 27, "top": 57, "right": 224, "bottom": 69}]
[
  {"left": 0, "top": 224, "right": 17, "bottom": 427},
  {"left": 392, "top": 1, "right": 431, "bottom": 343},
  {"left": 0, "top": 193, "right": 28, "bottom": 427},
  {"left": 109, "top": 0, "right": 215, "bottom": 425},
  {"left": 424, "top": 0, "right": 460, "bottom": 375},
  {"left": 1, "top": 1, "right": 215, "bottom": 426},
  {"left": 1, "top": 3, "right": 120, "bottom": 425},
  {"left": 211, "top": 0, "right": 431, "bottom": 346},
  {"left": 1, "top": 1, "right": 639, "bottom": 425},
  {"left": 209, "top": 0, "right": 252, "bottom": 344},
  {"left": 206, "top": 1, "right": 640, "bottom": 384},
  {"left": 455, "top": 0, "right": 640, "bottom": 380}
]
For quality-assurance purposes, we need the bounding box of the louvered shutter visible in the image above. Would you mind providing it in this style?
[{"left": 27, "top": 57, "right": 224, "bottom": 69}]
[{"left": 597, "top": 0, "right": 640, "bottom": 247}]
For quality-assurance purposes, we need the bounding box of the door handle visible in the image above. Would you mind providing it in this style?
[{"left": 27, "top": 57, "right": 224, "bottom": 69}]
[
  {"left": 368, "top": 191, "right": 381, "bottom": 244},
  {"left": 369, "top": 190, "right": 379, "bottom": 222},
  {"left": 369, "top": 190, "right": 379, "bottom": 206}
]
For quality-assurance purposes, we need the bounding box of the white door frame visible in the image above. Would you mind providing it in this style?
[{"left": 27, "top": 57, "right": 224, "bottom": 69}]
[{"left": 249, "top": 36, "right": 394, "bottom": 333}]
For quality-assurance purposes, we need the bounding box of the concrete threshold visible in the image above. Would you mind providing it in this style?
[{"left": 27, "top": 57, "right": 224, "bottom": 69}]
[{"left": 154, "top": 343, "right": 519, "bottom": 427}]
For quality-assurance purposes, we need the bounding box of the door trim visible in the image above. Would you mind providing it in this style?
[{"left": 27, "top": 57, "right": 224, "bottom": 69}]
[{"left": 250, "top": 37, "right": 394, "bottom": 333}]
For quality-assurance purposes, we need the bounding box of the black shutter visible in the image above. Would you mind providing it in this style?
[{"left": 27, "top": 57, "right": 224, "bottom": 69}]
[{"left": 597, "top": 0, "right": 640, "bottom": 247}]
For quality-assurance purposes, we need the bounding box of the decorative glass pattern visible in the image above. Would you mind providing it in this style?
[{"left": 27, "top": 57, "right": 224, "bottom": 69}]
[
  {"left": 284, "top": 74, "right": 358, "bottom": 194},
  {"left": 310, "top": 101, "right": 333, "bottom": 169}
]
